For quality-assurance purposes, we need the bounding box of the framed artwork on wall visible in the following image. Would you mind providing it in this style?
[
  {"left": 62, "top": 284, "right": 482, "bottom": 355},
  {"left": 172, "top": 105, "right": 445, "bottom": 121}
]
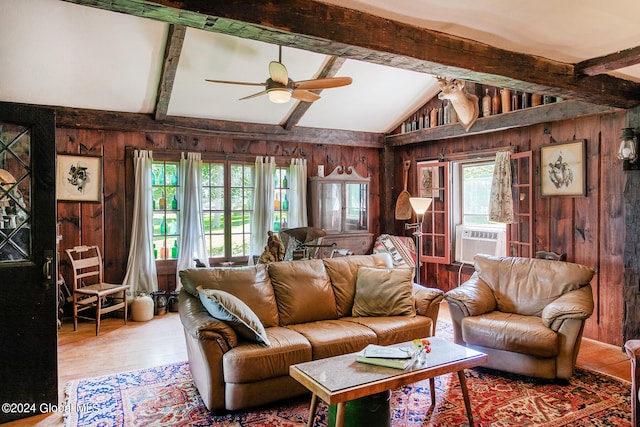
[
  {"left": 540, "top": 140, "right": 586, "bottom": 197},
  {"left": 56, "top": 154, "right": 102, "bottom": 202},
  {"left": 417, "top": 161, "right": 443, "bottom": 201}
]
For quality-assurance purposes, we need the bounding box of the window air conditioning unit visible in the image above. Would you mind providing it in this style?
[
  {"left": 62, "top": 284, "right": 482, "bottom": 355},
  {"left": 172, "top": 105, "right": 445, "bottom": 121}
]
[{"left": 455, "top": 225, "right": 506, "bottom": 265}]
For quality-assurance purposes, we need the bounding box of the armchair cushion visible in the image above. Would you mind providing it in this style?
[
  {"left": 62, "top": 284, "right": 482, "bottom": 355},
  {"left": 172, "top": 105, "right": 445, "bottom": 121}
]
[
  {"left": 352, "top": 266, "right": 415, "bottom": 317},
  {"left": 462, "top": 311, "right": 559, "bottom": 357}
]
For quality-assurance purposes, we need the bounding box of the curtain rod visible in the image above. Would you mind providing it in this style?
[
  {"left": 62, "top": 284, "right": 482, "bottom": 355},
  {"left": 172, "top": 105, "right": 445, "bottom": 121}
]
[{"left": 418, "top": 145, "right": 517, "bottom": 163}]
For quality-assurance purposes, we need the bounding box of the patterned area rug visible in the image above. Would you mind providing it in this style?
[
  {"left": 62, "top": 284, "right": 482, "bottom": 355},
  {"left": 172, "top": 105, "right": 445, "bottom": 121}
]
[{"left": 64, "top": 323, "right": 631, "bottom": 426}]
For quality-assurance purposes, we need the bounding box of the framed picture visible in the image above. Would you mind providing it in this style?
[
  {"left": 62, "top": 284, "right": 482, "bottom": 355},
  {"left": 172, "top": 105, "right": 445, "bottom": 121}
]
[
  {"left": 540, "top": 140, "right": 586, "bottom": 197},
  {"left": 56, "top": 154, "right": 103, "bottom": 202},
  {"left": 417, "top": 161, "right": 443, "bottom": 201}
]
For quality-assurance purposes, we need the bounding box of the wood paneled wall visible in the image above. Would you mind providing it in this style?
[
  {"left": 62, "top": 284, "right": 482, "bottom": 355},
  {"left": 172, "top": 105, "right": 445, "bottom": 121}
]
[
  {"left": 56, "top": 129, "right": 381, "bottom": 296},
  {"left": 391, "top": 110, "right": 626, "bottom": 345},
  {"left": 55, "top": 109, "right": 628, "bottom": 346}
]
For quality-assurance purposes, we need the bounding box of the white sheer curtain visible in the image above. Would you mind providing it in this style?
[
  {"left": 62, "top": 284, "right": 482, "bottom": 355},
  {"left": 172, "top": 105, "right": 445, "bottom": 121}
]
[
  {"left": 176, "top": 152, "right": 209, "bottom": 289},
  {"left": 122, "top": 150, "right": 158, "bottom": 296},
  {"left": 250, "top": 156, "right": 275, "bottom": 261},
  {"left": 489, "top": 150, "right": 514, "bottom": 223},
  {"left": 288, "top": 158, "right": 308, "bottom": 228}
]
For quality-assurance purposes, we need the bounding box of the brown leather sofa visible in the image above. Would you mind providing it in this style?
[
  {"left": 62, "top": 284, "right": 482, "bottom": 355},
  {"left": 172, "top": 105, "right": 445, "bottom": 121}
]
[
  {"left": 625, "top": 340, "right": 640, "bottom": 427},
  {"left": 445, "top": 254, "right": 594, "bottom": 380},
  {"left": 178, "top": 253, "right": 444, "bottom": 412}
]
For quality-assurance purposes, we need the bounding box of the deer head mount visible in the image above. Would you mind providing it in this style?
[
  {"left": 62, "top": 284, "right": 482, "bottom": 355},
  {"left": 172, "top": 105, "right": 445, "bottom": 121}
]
[{"left": 437, "top": 77, "right": 479, "bottom": 132}]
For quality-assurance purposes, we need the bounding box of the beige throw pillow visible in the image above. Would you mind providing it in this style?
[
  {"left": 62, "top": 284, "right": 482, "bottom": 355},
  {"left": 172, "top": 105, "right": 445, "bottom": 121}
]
[{"left": 352, "top": 266, "right": 416, "bottom": 317}]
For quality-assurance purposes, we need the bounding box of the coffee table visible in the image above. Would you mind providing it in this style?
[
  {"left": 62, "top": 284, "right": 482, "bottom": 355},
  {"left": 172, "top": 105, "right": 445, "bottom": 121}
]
[{"left": 289, "top": 337, "right": 487, "bottom": 427}]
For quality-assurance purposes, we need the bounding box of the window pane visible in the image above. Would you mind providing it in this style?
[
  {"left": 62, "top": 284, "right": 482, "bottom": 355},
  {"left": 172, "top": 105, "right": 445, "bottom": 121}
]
[
  {"left": 152, "top": 161, "right": 180, "bottom": 259},
  {"left": 462, "top": 162, "right": 494, "bottom": 225}
]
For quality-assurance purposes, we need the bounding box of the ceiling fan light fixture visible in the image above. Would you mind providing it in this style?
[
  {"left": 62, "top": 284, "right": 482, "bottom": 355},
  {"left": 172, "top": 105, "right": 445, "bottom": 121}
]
[{"left": 267, "top": 88, "right": 292, "bottom": 103}]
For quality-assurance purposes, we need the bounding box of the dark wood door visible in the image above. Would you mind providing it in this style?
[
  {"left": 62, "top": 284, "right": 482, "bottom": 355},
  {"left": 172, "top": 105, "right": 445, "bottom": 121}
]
[{"left": 0, "top": 103, "right": 57, "bottom": 423}]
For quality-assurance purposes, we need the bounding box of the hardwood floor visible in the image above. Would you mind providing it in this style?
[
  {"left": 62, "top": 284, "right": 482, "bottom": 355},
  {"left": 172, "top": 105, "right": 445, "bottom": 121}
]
[{"left": 4, "top": 303, "right": 631, "bottom": 426}]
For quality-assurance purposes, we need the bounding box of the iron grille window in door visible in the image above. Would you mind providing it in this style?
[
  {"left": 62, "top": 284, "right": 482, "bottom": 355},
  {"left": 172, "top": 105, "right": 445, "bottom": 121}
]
[{"left": 0, "top": 124, "right": 31, "bottom": 262}]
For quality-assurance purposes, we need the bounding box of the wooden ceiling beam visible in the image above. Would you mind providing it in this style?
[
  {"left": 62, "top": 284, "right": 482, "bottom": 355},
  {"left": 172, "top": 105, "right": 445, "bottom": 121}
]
[
  {"left": 575, "top": 45, "right": 640, "bottom": 76},
  {"left": 282, "top": 56, "right": 347, "bottom": 130},
  {"left": 55, "top": 106, "right": 384, "bottom": 147},
  {"left": 61, "top": 0, "right": 640, "bottom": 109},
  {"left": 154, "top": 24, "right": 186, "bottom": 121}
]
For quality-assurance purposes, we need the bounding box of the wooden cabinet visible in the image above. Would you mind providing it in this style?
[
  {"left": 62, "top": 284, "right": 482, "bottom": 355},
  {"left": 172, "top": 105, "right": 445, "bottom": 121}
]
[{"left": 309, "top": 166, "right": 373, "bottom": 255}]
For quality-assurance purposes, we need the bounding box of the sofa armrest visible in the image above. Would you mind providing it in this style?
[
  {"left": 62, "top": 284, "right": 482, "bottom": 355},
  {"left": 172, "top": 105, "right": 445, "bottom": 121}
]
[
  {"left": 444, "top": 273, "right": 496, "bottom": 317},
  {"left": 412, "top": 284, "right": 444, "bottom": 335},
  {"left": 541, "top": 285, "right": 594, "bottom": 330},
  {"left": 179, "top": 290, "right": 238, "bottom": 351}
]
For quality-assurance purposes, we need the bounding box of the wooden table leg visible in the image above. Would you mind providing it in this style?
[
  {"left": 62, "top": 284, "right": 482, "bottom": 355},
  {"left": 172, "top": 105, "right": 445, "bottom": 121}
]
[
  {"left": 457, "top": 370, "right": 474, "bottom": 426},
  {"left": 429, "top": 377, "right": 436, "bottom": 406},
  {"left": 307, "top": 393, "right": 318, "bottom": 427},
  {"left": 335, "top": 402, "right": 346, "bottom": 427}
]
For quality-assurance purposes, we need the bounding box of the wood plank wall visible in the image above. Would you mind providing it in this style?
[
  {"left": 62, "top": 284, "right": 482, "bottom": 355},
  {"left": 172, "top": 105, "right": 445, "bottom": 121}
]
[
  {"left": 390, "top": 110, "right": 626, "bottom": 346},
  {"left": 55, "top": 109, "right": 627, "bottom": 346},
  {"left": 56, "top": 129, "right": 381, "bottom": 298}
]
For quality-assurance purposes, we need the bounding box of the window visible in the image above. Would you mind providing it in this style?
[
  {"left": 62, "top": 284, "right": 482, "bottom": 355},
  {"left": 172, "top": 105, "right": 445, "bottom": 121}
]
[
  {"left": 152, "top": 158, "right": 290, "bottom": 264},
  {"left": 201, "top": 162, "right": 225, "bottom": 258},
  {"left": 460, "top": 161, "right": 497, "bottom": 226}
]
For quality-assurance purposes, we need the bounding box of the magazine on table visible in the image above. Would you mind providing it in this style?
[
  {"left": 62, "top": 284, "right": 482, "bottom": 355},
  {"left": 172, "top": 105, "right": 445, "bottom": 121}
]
[{"left": 362, "top": 344, "right": 412, "bottom": 359}]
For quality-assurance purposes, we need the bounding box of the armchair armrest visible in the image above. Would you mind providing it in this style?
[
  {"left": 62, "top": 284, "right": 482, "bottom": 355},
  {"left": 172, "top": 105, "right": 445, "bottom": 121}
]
[
  {"left": 444, "top": 273, "right": 496, "bottom": 317},
  {"left": 179, "top": 290, "right": 238, "bottom": 352},
  {"left": 541, "top": 285, "right": 594, "bottom": 330}
]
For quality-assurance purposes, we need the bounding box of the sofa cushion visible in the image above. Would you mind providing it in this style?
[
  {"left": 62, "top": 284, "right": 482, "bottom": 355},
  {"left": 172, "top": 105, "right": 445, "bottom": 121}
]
[
  {"left": 223, "top": 326, "right": 312, "bottom": 383},
  {"left": 286, "top": 319, "right": 377, "bottom": 359},
  {"left": 461, "top": 311, "right": 559, "bottom": 358},
  {"left": 324, "top": 253, "right": 393, "bottom": 317},
  {"left": 342, "top": 316, "right": 433, "bottom": 346},
  {"left": 197, "top": 287, "right": 270, "bottom": 345},
  {"left": 180, "top": 264, "right": 279, "bottom": 327},
  {"left": 268, "top": 259, "right": 338, "bottom": 326},
  {"left": 474, "top": 254, "right": 595, "bottom": 316},
  {"left": 352, "top": 266, "right": 416, "bottom": 317}
]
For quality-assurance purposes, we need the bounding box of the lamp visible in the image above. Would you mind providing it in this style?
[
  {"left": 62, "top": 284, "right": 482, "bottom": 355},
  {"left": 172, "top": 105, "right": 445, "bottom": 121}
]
[
  {"left": 267, "top": 88, "right": 292, "bottom": 104},
  {"left": 618, "top": 127, "right": 639, "bottom": 171},
  {"left": 404, "top": 197, "right": 432, "bottom": 286}
]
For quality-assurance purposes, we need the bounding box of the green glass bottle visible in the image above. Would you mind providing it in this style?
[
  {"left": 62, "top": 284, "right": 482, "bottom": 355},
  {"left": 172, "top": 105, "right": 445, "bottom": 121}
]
[
  {"left": 171, "top": 240, "right": 179, "bottom": 258},
  {"left": 171, "top": 195, "right": 178, "bottom": 210},
  {"left": 282, "top": 174, "right": 288, "bottom": 188}
]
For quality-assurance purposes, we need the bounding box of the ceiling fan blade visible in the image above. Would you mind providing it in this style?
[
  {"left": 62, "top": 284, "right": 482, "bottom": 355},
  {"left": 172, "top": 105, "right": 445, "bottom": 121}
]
[
  {"left": 239, "top": 90, "right": 268, "bottom": 100},
  {"left": 269, "top": 61, "right": 289, "bottom": 85},
  {"left": 292, "top": 89, "right": 321, "bottom": 102},
  {"left": 205, "top": 79, "right": 266, "bottom": 87},
  {"left": 294, "top": 77, "right": 352, "bottom": 90}
]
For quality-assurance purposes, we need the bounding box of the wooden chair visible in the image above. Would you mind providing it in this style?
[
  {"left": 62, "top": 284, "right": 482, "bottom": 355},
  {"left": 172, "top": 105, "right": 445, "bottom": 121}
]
[
  {"left": 65, "top": 245, "right": 129, "bottom": 335},
  {"left": 535, "top": 250, "right": 567, "bottom": 261},
  {"left": 626, "top": 340, "right": 640, "bottom": 427}
]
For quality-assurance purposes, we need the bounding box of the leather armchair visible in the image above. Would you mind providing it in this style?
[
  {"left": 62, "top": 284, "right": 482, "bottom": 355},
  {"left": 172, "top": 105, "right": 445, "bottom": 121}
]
[
  {"left": 445, "top": 254, "right": 594, "bottom": 380},
  {"left": 625, "top": 340, "right": 640, "bottom": 427}
]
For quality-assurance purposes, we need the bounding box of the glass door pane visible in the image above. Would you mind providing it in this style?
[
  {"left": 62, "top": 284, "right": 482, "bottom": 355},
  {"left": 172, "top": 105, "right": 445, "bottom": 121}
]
[
  {"left": 0, "top": 123, "right": 31, "bottom": 262},
  {"left": 318, "top": 182, "right": 342, "bottom": 233}
]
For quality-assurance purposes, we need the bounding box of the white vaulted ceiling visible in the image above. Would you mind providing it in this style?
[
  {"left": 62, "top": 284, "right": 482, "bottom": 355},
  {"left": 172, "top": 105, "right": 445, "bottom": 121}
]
[{"left": 0, "top": 0, "right": 639, "bottom": 134}]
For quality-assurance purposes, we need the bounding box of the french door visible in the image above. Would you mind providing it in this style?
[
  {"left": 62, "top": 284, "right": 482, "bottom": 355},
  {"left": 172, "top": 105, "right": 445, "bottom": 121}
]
[{"left": 0, "top": 102, "right": 57, "bottom": 423}]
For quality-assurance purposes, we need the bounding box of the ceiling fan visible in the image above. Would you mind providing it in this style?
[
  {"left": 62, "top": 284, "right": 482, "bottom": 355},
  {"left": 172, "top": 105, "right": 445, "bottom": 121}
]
[{"left": 205, "top": 46, "right": 352, "bottom": 104}]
